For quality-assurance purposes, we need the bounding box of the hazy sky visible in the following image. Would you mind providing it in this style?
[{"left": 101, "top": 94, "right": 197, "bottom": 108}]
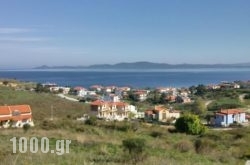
[{"left": 0, "top": 0, "right": 250, "bottom": 68}]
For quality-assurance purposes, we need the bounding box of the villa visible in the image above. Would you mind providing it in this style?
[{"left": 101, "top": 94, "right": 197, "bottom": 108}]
[
  {"left": 145, "top": 105, "right": 180, "bottom": 123},
  {"left": 0, "top": 104, "right": 34, "bottom": 128},
  {"left": 90, "top": 100, "right": 137, "bottom": 121}
]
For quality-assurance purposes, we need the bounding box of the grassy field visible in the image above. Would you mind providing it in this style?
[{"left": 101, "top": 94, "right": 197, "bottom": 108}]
[{"left": 0, "top": 85, "right": 250, "bottom": 165}]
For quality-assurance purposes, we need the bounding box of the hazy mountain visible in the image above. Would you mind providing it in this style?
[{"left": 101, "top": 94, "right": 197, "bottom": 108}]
[{"left": 34, "top": 62, "right": 250, "bottom": 70}]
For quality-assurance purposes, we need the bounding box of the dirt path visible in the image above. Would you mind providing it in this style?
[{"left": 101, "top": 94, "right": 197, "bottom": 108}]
[
  {"left": 57, "top": 94, "right": 79, "bottom": 102},
  {"left": 239, "top": 94, "right": 246, "bottom": 103},
  {"left": 205, "top": 100, "right": 213, "bottom": 107}
]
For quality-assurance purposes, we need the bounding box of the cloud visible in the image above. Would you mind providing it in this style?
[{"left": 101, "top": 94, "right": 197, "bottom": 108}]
[
  {"left": 0, "top": 28, "right": 33, "bottom": 34},
  {"left": 0, "top": 37, "right": 49, "bottom": 42}
]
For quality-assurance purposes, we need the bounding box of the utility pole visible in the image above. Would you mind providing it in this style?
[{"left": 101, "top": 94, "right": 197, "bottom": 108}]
[{"left": 50, "top": 105, "right": 54, "bottom": 120}]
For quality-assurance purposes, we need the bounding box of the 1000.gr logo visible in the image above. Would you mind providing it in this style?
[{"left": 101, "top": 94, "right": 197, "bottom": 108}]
[{"left": 10, "top": 137, "right": 71, "bottom": 155}]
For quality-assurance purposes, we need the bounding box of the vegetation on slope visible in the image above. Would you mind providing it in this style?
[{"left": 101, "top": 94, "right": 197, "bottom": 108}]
[{"left": 0, "top": 84, "right": 250, "bottom": 164}]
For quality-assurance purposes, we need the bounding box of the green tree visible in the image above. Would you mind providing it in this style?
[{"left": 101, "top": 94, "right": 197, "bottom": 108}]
[
  {"left": 189, "top": 85, "right": 197, "bottom": 95},
  {"left": 192, "top": 98, "right": 206, "bottom": 115},
  {"left": 195, "top": 84, "right": 207, "bottom": 96},
  {"left": 35, "top": 83, "right": 49, "bottom": 93},
  {"left": 175, "top": 114, "right": 206, "bottom": 135},
  {"left": 159, "top": 93, "right": 167, "bottom": 104},
  {"left": 128, "top": 92, "right": 139, "bottom": 102}
]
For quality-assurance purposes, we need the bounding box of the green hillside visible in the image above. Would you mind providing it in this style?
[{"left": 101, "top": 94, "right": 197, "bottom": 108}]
[{"left": 0, "top": 85, "right": 250, "bottom": 165}]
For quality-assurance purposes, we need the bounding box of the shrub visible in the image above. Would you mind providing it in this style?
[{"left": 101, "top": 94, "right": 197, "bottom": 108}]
[
  {"left": 122, "top": 138, "right": 146, "bottom": 164},
  {"left": 244, "top": 94, "right": 250, "bottom": 99},
  {"left": 175, "top": 114, "right": 206, "bottom": 135},
  {"left": 41, "top": 120, "right": 58, "bottom": 130},
  {"left": 85, "top": 116, "right": 97, "bottom": 126},
  {"left": 23, "top": 123, "right": 31, "bottom": 132},
  {"left": 175, "top": 140, "right": 193, "bottom": 153},
  {"left": 195, "top": 139, "right": 216, "bottom": 154},
  {"left": 150, "top": 131, "right": 163, "bottom": 138}
]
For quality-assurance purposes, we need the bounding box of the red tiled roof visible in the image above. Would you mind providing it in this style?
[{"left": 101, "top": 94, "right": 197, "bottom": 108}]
[
  {"left": 0, "top": 106, "right": 11, "bottom": 115},
  {"left": 90, "top": 85, "right": 103, "bottom": 89},
  {"left": 74, "top": 86, "right": 86, "bottom": 91},
  {"left": 91, "top": 100, "right": 104, "bottom": 106},
  {"left": 91, "top": 100, "right": 128, "bottom": 106},
  {"left": 0, "top": 105, "right": 32, "bottom": 121},
  {"left": 145, "top": 110, "right": 153, "bottom": 115},
  {"left": 134, "top": 91, "right": 147, "bottom": 95},
  {"left": 110, "top": 102, "right": 128, "bottom": 106},
  {"left": 0, "top": 116, "right": 12, "bottom": 121},
  {"left": 218, "top": 109, "right": 244, "bottom": 115},
  {"left": 8, "top": 105, "right": 32, "bottom": 114}
]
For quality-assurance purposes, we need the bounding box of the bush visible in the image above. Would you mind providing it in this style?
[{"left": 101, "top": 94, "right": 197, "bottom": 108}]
[
  {"left": 244, "top": 94, "right": 250, "bottom": 99},
  {"left": 122, "top": 138, "right": 146, "bottom": 164},
  {"left": 85, "top": 116, "right": 97, "bottom": 126},
  {"left": 175, "top": 140, "right": 193, "bottom": 153},
  {"left": 175, "top": 114, "right": 206, "bottom": 135},
  {"left": 41, "top": 120, "right": 58, "bottom": 130},
  {"left": 150, "top": 131, "right": 163, "bottom": 138},
  {"left": 123, "top": 138, "right": 145, "bottom": 154},
  {"left": 23, "top": 123, "right": 31, "bottom": 132},
  {"left": 195, "top": 139, "right": 216, "bottom": 154}
]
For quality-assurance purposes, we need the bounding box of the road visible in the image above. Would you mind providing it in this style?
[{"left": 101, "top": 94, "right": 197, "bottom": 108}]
[{"left": 57, "top": 94, "right": 79, "bottom": 102}]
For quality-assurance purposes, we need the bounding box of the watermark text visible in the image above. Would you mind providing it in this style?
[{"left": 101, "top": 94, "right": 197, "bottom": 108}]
[{"left": 10, "top": 137, "right": 71, "bottom": 155}]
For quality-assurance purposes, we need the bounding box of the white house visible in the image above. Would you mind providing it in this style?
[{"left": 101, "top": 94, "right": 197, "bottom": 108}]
[
  {"left": 74, "top": 86, "right": 88, "bottom": 97},
  {"left": 211, "top": 109, "right": 247, "bottom": 127},
  {"left": 134, "top": 90, "right": 149, "bottom": 101}
]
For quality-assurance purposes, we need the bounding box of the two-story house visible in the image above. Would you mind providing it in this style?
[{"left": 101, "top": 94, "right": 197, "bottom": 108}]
[
  {"left": 90, "top": 100, "right": 137, "bottom": 121},
  {"left": 145, "top": 105, "right": 180, "bottom": 123}
]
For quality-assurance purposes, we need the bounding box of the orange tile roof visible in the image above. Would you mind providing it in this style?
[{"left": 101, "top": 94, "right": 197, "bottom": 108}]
[
  {"left": 90, "top": 100, "right": 104, "bottom": 106},
  {"left": 145, "top": 110, "right": 153, "bottom": 115},
  {"left": 110, "top": 102, "right": 128, "bottom": 106},
  {"left": 8, "top": 105, "right": 32, "bottom": 114},
  {"left": 91, "top": 100, "right": 128, "bottom": 107},
  {"left": 0, "top": 106, "right": 11, "bottom": 115},
  {"left": 0, "top": 105, "right": 32, "bottom": 121},
  {"left": 74, "top": 86, "right": 86, "bottom": 91},
  {"left": 0, "top": 116, "right": 12, "bottom": 121},
  {"left": 217, "top": 109, "right": 244, "bottom": 115}
]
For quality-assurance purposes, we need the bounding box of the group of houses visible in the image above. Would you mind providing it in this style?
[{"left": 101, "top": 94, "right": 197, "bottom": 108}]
[
  {"left": 0, "top": 104, "right": 34, "bottom": 128},
  {"left": 0, "top": 80, "right": 248, "bottom": 129},
  {"left": 89, "top": 97, "right": 249, "bottom": 127}
]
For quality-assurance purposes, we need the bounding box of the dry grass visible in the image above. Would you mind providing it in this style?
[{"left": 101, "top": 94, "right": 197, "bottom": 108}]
[{"left": 0, "top": 84, "right": 250, "bottom": 164}]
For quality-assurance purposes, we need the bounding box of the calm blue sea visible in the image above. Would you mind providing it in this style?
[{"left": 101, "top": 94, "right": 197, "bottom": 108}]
[{"left": 0, "top": 68, "right": 250, "bottom": 88}]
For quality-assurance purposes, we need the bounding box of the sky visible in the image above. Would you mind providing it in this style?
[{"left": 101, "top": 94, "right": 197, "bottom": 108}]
[{"left": 0, "top": 0, "right": 250, "bottom": 68}]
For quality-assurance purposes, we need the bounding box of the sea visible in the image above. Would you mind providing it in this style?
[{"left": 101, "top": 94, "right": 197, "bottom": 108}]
[{"left": 0, "top": 68, "right": 250, "bottom": 88}]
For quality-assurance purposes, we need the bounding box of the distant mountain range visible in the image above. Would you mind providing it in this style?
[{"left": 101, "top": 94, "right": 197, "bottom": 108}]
[{"left": 34, "top": 62, "right": 250, "bottom": 70}]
